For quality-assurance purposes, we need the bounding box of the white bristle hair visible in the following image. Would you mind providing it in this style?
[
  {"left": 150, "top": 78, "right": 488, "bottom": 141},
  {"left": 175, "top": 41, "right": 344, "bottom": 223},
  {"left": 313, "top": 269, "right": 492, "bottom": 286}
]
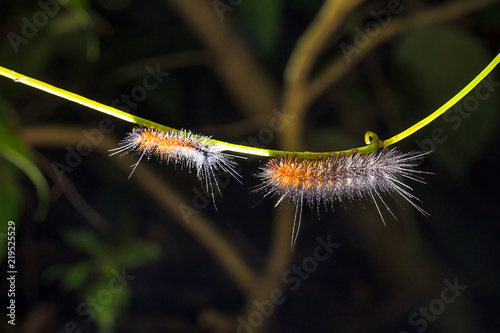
[
  {"left": 256, "top": 148, "right": 430, "bottom": 249},
  {"left": 109, "top": 127, "right": 242, "bottom": 201}
]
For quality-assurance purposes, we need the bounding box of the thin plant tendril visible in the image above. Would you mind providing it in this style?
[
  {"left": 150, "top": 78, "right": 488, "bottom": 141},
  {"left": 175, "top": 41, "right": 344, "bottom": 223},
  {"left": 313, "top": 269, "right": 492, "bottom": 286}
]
[{"left": 0, "top": 52, "right": 499, "bottom": 158}]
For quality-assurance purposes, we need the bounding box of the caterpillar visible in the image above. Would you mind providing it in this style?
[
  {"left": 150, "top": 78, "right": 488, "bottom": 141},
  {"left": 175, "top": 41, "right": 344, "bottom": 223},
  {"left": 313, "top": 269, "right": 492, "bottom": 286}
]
[
  {"left": 256, "top": 148, "right": 429, "bottom": 249},
  {"left": 109, "top": 127, "right": 241, "bottom": 201}
]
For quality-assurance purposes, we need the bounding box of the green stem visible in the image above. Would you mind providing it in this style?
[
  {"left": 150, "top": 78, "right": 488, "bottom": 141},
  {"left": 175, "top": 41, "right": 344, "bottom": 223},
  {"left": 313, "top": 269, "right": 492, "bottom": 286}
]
[
  {"left": 382, "top": 52, "right": 500, "bottom": 147},
  {"left": 1, "top": 53, "right": 499, "bottom": 158}
]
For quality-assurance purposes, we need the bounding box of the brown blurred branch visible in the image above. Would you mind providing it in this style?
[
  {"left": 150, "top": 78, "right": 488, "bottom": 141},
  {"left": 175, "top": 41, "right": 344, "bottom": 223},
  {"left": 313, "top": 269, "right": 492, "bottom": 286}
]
[
  {"left": 35, "top": 152, "right": 108, "bottom": 230},
  {"left": 281, "top": 0, "right": 498, "bottom": 152},
  {"left": 22, "top": 126, "right": 258, "bottom": 294},
  {"left": 237, "top": 1, "right": 366, "bottom": 332},
  {"left": 308, "top": 0, "right": 500, "bottom": 108},
  {"left": 281, "top": 0, "right": 365, "bottom": 151},
  {"left": 104, "top": 50, "right": 210, "bottom": 85},
  {"left": 164, "top": 0, "right": 280, "bottom": 124}
]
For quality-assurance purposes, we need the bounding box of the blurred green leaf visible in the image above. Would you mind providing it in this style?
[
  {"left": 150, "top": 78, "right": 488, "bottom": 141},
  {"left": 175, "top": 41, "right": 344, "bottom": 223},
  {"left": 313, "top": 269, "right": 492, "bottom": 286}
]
[
  {"left": 0, "top": 105, "right": 31, "bottom": 156},
  {"left": 60, "top": 261, "right": 92, "bottom": 292},
  {"left": 117, "top": 239, "right": 162, "bottom": 267},
  {"left": 49, "top": 9, "right": 99, "bottom": 61},
  {"left": 0, "top": 162, "right": 21, "bottom": 222},
  {"left": 0, "top": 107, "right": 50, "bottom": 220},
  {"left": 393, "top": 26, "right": 498, "bottom": 177},
  {"left": 66, "top": 0, "right": 91, "bottom": 10},
  {"left": 0, "top": 163, "right": 21, "bottom": 260},
  {"left": 86, "top": 275, "right": 130, "bottom": 333},
  {"left": 63, "top": 228, "right": 107, "bottom": 256},
  {"left": 236, "top": 0, "right": 282, "bottom": 55}
]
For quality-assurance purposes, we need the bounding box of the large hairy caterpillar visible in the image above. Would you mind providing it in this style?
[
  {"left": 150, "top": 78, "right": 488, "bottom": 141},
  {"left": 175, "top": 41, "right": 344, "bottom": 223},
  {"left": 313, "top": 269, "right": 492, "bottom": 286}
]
[
  {"left": 109, "top": 127, "right": 241, "bottom": 200},
  {"left": 256, "top": 148, "right": 429, "bottom": 249}
]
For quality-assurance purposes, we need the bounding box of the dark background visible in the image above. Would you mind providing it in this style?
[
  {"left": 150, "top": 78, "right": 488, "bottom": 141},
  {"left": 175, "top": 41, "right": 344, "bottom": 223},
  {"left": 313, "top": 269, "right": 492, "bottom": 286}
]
[{"left": 1, "top": 0, "right": 500, "bottom": 332}]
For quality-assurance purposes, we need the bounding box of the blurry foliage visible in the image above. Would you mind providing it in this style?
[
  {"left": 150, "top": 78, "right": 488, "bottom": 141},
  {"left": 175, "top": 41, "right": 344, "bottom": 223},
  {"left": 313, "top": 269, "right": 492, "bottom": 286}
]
[
  {"left": 235, "top": 0, "right": 283, "bottom": 55},
  {"left": 0, "top": 103, "right": 49, "bottom": 224},
  {"left": 392, "top": 26, "right": 498, "bottom": 177},
  {"left": 0, "top": 0, "right": 499, "bottom": 332},
  {"left": 44, "top": 227, "right": 161, "bottom": 332}
]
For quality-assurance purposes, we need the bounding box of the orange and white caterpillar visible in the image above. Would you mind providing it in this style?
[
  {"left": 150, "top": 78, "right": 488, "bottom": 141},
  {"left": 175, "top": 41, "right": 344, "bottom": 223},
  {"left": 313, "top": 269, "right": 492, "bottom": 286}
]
[
  {"left": 110, "top": 127, "right": 241, "bottom": 198},
  {"left": 256, "top": 148, "right": 429, "bottom": 248}
]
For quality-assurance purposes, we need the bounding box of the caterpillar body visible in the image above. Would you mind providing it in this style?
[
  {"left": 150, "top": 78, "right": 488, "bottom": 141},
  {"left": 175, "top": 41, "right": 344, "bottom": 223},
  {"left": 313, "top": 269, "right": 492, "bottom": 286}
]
[
  {"left": 256, "top": 148, "right": 429, "bottom": 249},
  {"left": 109, "top": 127, "right": 241, "bottom": 201}
]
